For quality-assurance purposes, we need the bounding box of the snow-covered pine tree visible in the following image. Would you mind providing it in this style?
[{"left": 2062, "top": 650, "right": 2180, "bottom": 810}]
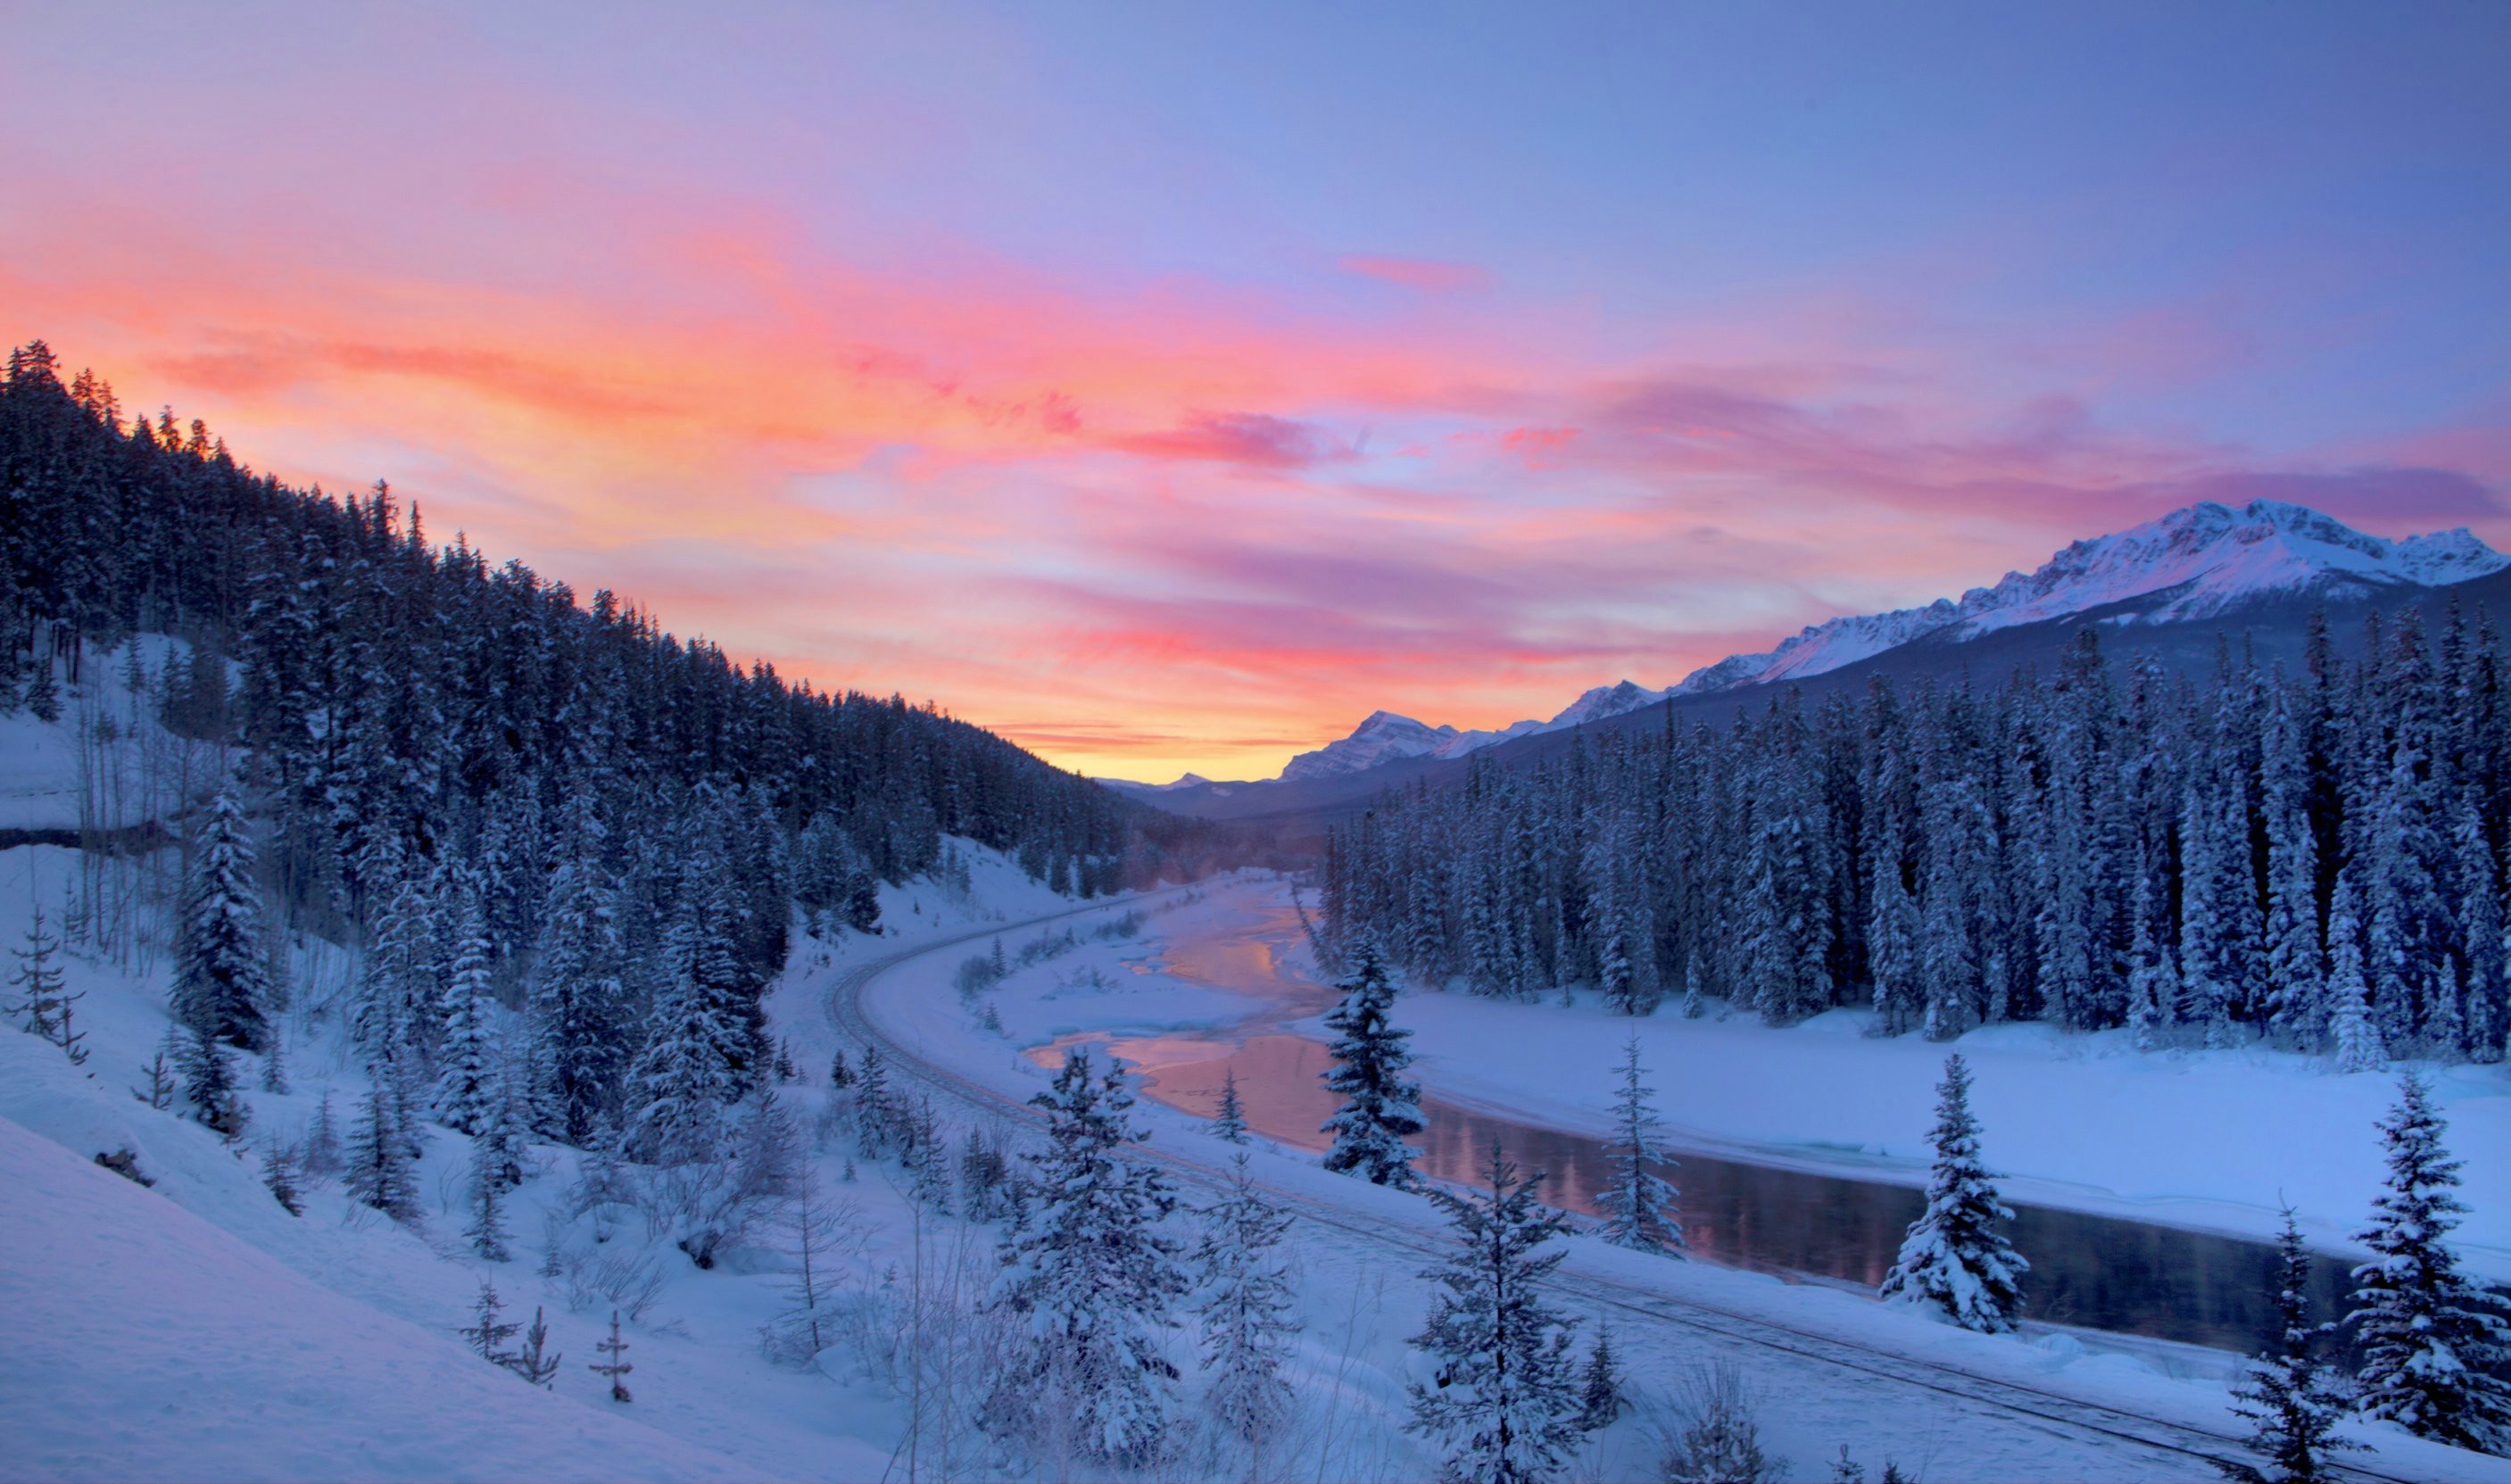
[
  {"left": 622, "top": 950, "right": 737, "bottom": 1166},
  {"left": 1878, "top": 1053, "right": 2027, "bottom": 1332},
  {"left": 1578, "top": 1323, "right": 1624, "bottom": 1430},
  {"left": 2326, "top": 869, "right": 2385, "bottom": 1074},
  {"left": 2345, "top": 1073, "right": 2511, "bottom": 1453},
  {"left": 466, "top": 1132, "right": 510, "bottom": 1260},
  {"left": 1319, "top": 939, "right": 1424, "bottom": 1187},
  {"left": 1596, "top": 1035, "right": 1683, "bottom": 1255},
  {"left": 527, "top": 807, "right": 628, "bottom": 1144},
  {"left": 345, "top": 1084, "right": 418, "bottom": 1220},
  {"left": 1405, "top": 1141, "right": 1586, "bottom": 1484},
  {"left": 1679, "top": 954, "right": 1704, "bottom": 1018},
  {"left": 854, "top": 1041, "right": 892, "bottom": 1157},
  {"left": 1211, "top": 1066, "right": 1249, "bottom": 1145},
  {"left": 1191, "top": 1152, "right": 1299, "bottom": 1447},
  {"left": 178, "top": 1024, "right": 249, "bottom": 1140},
  {"left": 828, "top": 1047, "right": 852, "bottom": 1089},
  {"left": 433, "top": 896, "right": 501, "bottom": 1135},
  {"left": 984, "top": 1046, "right": 1188, "bottom": 1467},
  {"left": 173, "top": 786, "right": 275, "bottom": 1051},
  {"left": 1867, "top": 848, "right": 1921, "bottom": 1035},
  {"left": 2219, "top": 1207, "right": 2357, "bottom": 1483}
]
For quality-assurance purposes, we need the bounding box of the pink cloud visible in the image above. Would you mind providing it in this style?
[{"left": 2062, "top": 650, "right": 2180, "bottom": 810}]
[{"left": 1338, "top": 253, "right": 1494, "bottom": 294}]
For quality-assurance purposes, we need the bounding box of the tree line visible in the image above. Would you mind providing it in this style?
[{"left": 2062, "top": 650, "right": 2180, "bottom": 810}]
[{"left": 1323, "top": 613, "right": 2511, "bottom": 1065}]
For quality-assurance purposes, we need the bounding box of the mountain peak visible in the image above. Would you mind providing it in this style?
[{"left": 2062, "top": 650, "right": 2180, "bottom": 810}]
[{"left": 1670, "top": 499, "right": 2507, "bottom": 697}]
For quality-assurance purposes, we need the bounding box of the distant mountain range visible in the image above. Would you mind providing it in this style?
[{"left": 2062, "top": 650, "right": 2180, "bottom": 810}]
[{"left": 1106, "top": 499, "right": 2510, "bottom": 818}]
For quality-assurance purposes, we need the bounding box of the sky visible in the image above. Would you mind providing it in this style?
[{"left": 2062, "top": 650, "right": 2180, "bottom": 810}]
[{"left": 4, "top": 2, "right": 2507, "bottom": 782}]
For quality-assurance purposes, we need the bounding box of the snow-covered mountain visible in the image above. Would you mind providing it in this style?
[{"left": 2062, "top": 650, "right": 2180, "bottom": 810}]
[
  {"left": 1120, "top": 500, "right": 2505, "bottom": 795},
  {"left": 1668, "top": 498, "right": 2507, "bottom": 697}
]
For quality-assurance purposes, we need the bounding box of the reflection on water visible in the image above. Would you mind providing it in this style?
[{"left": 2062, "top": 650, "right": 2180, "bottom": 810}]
[{"left": 1020, "top": 891, "right": 2360, "bottom": 1355}]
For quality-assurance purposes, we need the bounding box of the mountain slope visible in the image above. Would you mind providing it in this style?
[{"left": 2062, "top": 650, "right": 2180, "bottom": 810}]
[
  {"left": 1117, "top": 500, "right": 2508, "bottom": 823},
  {"left": 1670, "top": 498, "right": 2507, "bottom": 697}
]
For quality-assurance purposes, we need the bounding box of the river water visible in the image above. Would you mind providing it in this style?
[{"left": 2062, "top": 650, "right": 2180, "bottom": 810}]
[{"left": 1027, "top": 894, "right": 2357, "bottom": 1355}]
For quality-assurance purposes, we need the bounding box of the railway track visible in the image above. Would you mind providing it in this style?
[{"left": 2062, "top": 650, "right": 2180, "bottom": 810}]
[{"left": 819, "top": 897, "right": 2429, "bottom": 1484}]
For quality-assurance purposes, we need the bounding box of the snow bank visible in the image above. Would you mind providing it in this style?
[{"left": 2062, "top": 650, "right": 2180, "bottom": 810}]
[{"left": 0, "top": 1115, "right": 749, "bottom": 1483}]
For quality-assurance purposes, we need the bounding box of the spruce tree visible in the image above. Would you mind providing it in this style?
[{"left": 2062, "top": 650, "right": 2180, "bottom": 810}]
[
  {"left": 2327, "top": 870, "right": 2385, "bottom": 1074},
  {"left": 1191, "top": 1152, "right": 1299, "bottom": 1447},
  {"left": 2345, "top": 1074, "right": 2511, "bottom": 1453},
  {"left": 590, "top": 1309, "right": 634, "bottom": 1402},
  {"left": 460, "top": 1280, "right": 519, "bottom": 1364},
  {"left": 527, "top": 817, "right": 628, "bottom": 1144},
  {"left": 8, "top": 905, "right": 69, "bottom": 1040},
  {"left": 1211, "top": 1066, "right": 1250, "bottom": 1145},
  {"left": 1596, "top": 1035, "right": 1683, "bottom": 1255},
  {"left": 466, "top": 1133, "right": 510, "bottom": 1261},
  {"left": 261, "top": 1141, "right": 303, "bottom": 1216},
  {"left": 508, "top": 1306, "right": 562, "bottom": 1388},
  {"left": 1879, "top": 1053, "right": 2027, "bottom": 1332},
  {"left": 854, "top": 1042, "right": 891, "bottom": 1157},
  {"left": 984, "top": 1046, "right": 1188, "bottom": 1467},
  {"left": 345, "top": 1084, "right": 418, "bottom": 1220},
  {"left": 178, "top": 1025, "right": 249, "bottom": 1140},
  {"left": 1406, "top": 1141, "right": 1586, "bottom": 1484},
  {"left": 1578, "top": 1323, "right": 1624, "bottom": 1430},
  {"left": 623, "top": 955, "right": 736, "bottom": 1165},
  {"left": 2218, "top": 1208, "right": 2357, "bottom": 1483},
  {"left": 173, "top": 787, "right": 275, "bottom": 1051},
  {"left": 1319, "top": 939, "right": 1424, "bottom": 1187},
  {"left": 433, "top": 897, "right": 501, "bottom": 1135}
]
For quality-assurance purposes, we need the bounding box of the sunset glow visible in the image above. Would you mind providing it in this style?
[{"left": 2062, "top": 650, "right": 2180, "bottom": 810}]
[{"left": 6, "top": 4, "right": 2505, "bottom": 780}]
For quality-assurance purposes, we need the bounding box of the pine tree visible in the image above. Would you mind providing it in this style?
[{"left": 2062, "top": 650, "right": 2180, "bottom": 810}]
[
  {"left": 132, "top": 1024, "right": 179, "bottom": 1110},
  {"left": 1879, "top": 1053, "right": 2027, "bottom": 1332},
  {"left": 590, "top": 1309, "right": 634, "bottom": 1401},
  {"left": 1679, "top": 954, "right": 1704, "bottom": 1018},
  {"left": 2327, "top": 870, "right": 2385, "bottom": 1074},
  {"left": 1405, "top": 1142, "right": 1586, "bottom": 1484},
  {"left": 1578, "top": 1323, "right": 1624, "bottom": 1430},
  {"left": 345, "top": 1085, "right": 418, "bottom": 1220},
  {"left": 1319, "top": 939, "right": 1424, "bottom": 1187},
  {"left": 984, "top": 1046, "right": 1188, "bottom": 1467},
  {"left": 7, "top": 905, "right": 69, "bottom": 1040},
  {"left": 828, "top": 1047, "right": 853, "bottom": 1089},
  {"left": 623, "top": 955, "right": 735, "bottom": 1166},
  {"left": 433, "top": 896, "right": 502, "bottom": 1135},
  {"left": 460, "top": 1280, "right": 519, "bottom": 1364},
  {"left": 2218, "top": 1208, "right": 2357, "bottom": 1483},
  {"left": 1192, "top": 1153, "right": 1299, "bottom": 1447},
  {"left": 1211, "top": 1066, "right": 1249, "bottom": 1145},
  {"left": 1596, "top": 1035, "right": 1683, "bottom": 1255},
  {"left": 258, "top": 1024, "right": 286, "bottom": 1092},
  {"left": 302, "top": 1087, "right": 344, "bottom": 1178},
  {"left": 527, "top": 823, "right": 629, "bottom": 1144},
  {"left": 854, "top": 1041, "right": 892, "bottom": 1157},
  {"left": 261, "top": 1140, "right": 303, "bottom": 1216},
  {"left": 2345, "top": 1074, "right": 2511, "bottom": 1453},
  {"left": 173, "top": 787, "right": 276, "bottom": 1051},
  {"left": 178, "top": 1025, "right": 249, "bottom": 1140},
  {"left": 466, "top": 1133, "right": 510, "bottom": 1261},
  {"left": 508, "top": 1306, "right": 562, "bottom": 1388}
]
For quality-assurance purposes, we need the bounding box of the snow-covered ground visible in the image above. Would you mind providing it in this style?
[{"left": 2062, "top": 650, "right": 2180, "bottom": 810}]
[
  {"left": 4, "top": 656, "right": 2507, "bottom": 1482},
  {"left": 1385, "top": 976, "right": 2511, "bottom": 1280},
  {"left": 853, "top": 882, "right": 2511, "bottom": 1483}
]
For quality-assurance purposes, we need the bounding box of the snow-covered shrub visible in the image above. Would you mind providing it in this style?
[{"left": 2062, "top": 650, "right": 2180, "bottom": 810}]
[{"left": 1655, "top": 1362, "right": 1783, "bottom": 1484}]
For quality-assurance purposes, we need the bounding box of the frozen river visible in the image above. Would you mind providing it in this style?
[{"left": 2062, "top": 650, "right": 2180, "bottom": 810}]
[{"left": 1031, "top": 894, "right": 2358, "bottom": 1355}]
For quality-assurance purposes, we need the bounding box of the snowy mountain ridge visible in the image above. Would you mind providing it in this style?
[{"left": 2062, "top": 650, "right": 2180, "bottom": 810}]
[
  {"left": 1150, "top": 500, "right": 2504, "bottom": 791},
  {"left": 1670, "top": 498, "right": 2508, "bottom": 698}
]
